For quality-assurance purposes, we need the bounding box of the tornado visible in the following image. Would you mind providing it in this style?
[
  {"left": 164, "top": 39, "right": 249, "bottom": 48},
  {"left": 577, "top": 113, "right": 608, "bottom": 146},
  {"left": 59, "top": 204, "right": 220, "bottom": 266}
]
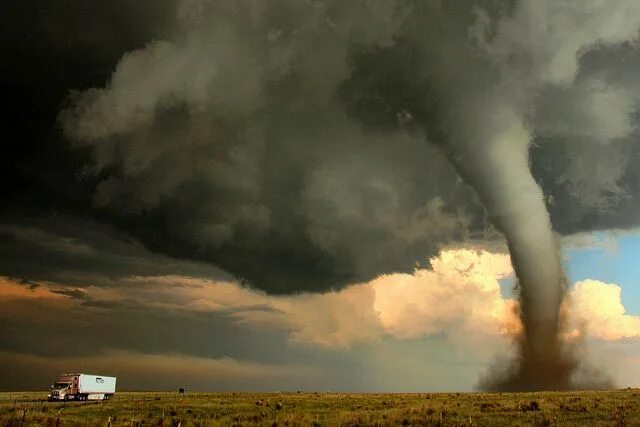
[
  {"left": 442, "top": 105, "right": 570, "bottom": 390},
  {"left": 340, "top": 28, "right": 574, "bottom": 388}
]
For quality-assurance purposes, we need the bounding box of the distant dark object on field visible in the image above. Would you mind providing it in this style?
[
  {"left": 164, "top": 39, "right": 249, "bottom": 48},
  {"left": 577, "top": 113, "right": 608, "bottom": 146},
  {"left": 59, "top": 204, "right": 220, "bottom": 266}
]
[{"left": 179, "top": 388, "right": 185, "bottom": 394}]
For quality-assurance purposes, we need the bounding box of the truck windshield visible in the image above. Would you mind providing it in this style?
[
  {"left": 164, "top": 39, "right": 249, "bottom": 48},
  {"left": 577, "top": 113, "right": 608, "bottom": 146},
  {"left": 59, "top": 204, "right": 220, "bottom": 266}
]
[{"left": 54, "top": 382, "right": 70, "bottom": 389}]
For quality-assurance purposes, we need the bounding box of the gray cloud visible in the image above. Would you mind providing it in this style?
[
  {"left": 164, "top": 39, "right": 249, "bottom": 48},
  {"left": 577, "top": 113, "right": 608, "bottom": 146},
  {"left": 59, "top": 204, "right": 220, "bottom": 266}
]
[
  {"left": 56, "top": 1, "right": 640, "bottom": 297},
  {"left": 58, "top": 0, "right": 483, "bottom": 293}
]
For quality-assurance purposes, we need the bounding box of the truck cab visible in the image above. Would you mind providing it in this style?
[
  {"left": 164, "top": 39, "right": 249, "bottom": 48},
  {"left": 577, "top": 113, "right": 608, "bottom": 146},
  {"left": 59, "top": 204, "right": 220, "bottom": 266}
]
[{"left": 48, "top": 374, "right": 78, "bottom": 401}]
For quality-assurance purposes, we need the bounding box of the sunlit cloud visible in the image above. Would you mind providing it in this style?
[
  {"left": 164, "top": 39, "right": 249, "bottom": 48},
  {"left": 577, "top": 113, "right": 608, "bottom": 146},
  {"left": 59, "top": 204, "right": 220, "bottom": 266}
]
[
  {"left": 568, "top": 279, "right": 640, "bottom": 340},
  {"left": 3, "top": 248, "right": 638, "bottom": 353},
  {"left": 1, "top": 249, "right": 520, "bottom": 349}
]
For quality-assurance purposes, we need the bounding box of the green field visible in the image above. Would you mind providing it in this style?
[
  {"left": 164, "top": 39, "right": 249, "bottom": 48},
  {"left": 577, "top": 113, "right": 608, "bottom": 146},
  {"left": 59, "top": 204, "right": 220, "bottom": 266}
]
[{"left": 1, "top": 390, "right": 638, "bottom": 426}]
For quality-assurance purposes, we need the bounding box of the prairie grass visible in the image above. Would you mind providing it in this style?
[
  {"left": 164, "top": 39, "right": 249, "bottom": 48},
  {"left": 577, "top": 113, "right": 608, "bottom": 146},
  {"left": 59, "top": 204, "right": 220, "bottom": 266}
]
[{"left": 1, "top": 389, "right": 639, "bottom": 426}]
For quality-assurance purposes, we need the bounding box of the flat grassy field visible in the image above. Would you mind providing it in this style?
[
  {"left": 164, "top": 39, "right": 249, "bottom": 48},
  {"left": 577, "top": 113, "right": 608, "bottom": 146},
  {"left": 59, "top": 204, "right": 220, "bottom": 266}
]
[{"left": 1, "top": 389, "right": 638, "bottom": 426}]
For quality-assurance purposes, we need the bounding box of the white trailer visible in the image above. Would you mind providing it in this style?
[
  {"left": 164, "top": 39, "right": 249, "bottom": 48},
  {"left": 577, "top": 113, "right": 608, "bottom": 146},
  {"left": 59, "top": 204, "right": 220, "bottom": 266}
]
[{"left": 48, "top": 373, "right": 116, "bottom": 401}]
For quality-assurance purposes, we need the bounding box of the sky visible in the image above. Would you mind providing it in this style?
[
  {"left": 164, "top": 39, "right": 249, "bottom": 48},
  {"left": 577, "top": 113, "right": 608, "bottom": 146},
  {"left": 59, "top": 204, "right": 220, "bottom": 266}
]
[
  {"left": 566, "top": 232, "right": 640, "bottom": 315},
  {"left": 2, "top": 0, "right": 640, "bottom": 392}
]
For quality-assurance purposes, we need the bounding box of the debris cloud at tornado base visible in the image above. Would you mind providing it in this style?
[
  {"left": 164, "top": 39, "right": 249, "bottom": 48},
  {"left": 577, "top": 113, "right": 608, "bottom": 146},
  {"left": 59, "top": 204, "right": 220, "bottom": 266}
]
[{"left": 60, "top": 1, "right": 640, "bottom": 390}]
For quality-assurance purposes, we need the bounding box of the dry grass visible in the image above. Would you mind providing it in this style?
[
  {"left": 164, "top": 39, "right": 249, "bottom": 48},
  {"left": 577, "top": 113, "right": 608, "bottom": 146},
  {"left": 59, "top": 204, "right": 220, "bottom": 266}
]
[{"left": 1, "top": 389, "right": 639, "bottom": 426}]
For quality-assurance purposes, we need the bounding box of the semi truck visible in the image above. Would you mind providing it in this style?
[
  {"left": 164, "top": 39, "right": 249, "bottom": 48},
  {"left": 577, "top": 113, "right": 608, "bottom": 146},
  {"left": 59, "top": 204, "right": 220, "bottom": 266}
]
[{"left": 48, "top": 373, "right": 116, "bottom": 401}]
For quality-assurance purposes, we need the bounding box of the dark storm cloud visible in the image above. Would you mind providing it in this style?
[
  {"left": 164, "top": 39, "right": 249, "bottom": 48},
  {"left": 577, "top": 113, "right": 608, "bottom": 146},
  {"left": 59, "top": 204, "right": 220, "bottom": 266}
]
[
  {"left": 532, "top": 41, "right": 640, "bottom": 235},
  {"left": 1, "top": 0, "right": 173, "bottom": 212},
  {"left": 0, "top": 218, "right": 231, "bottom": 288},
  {"left": 56, "top": 0, "right": 481, "bottom": 293},
  {"left": 3, "top": 0, "right": 640, "bottom": 298}
]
